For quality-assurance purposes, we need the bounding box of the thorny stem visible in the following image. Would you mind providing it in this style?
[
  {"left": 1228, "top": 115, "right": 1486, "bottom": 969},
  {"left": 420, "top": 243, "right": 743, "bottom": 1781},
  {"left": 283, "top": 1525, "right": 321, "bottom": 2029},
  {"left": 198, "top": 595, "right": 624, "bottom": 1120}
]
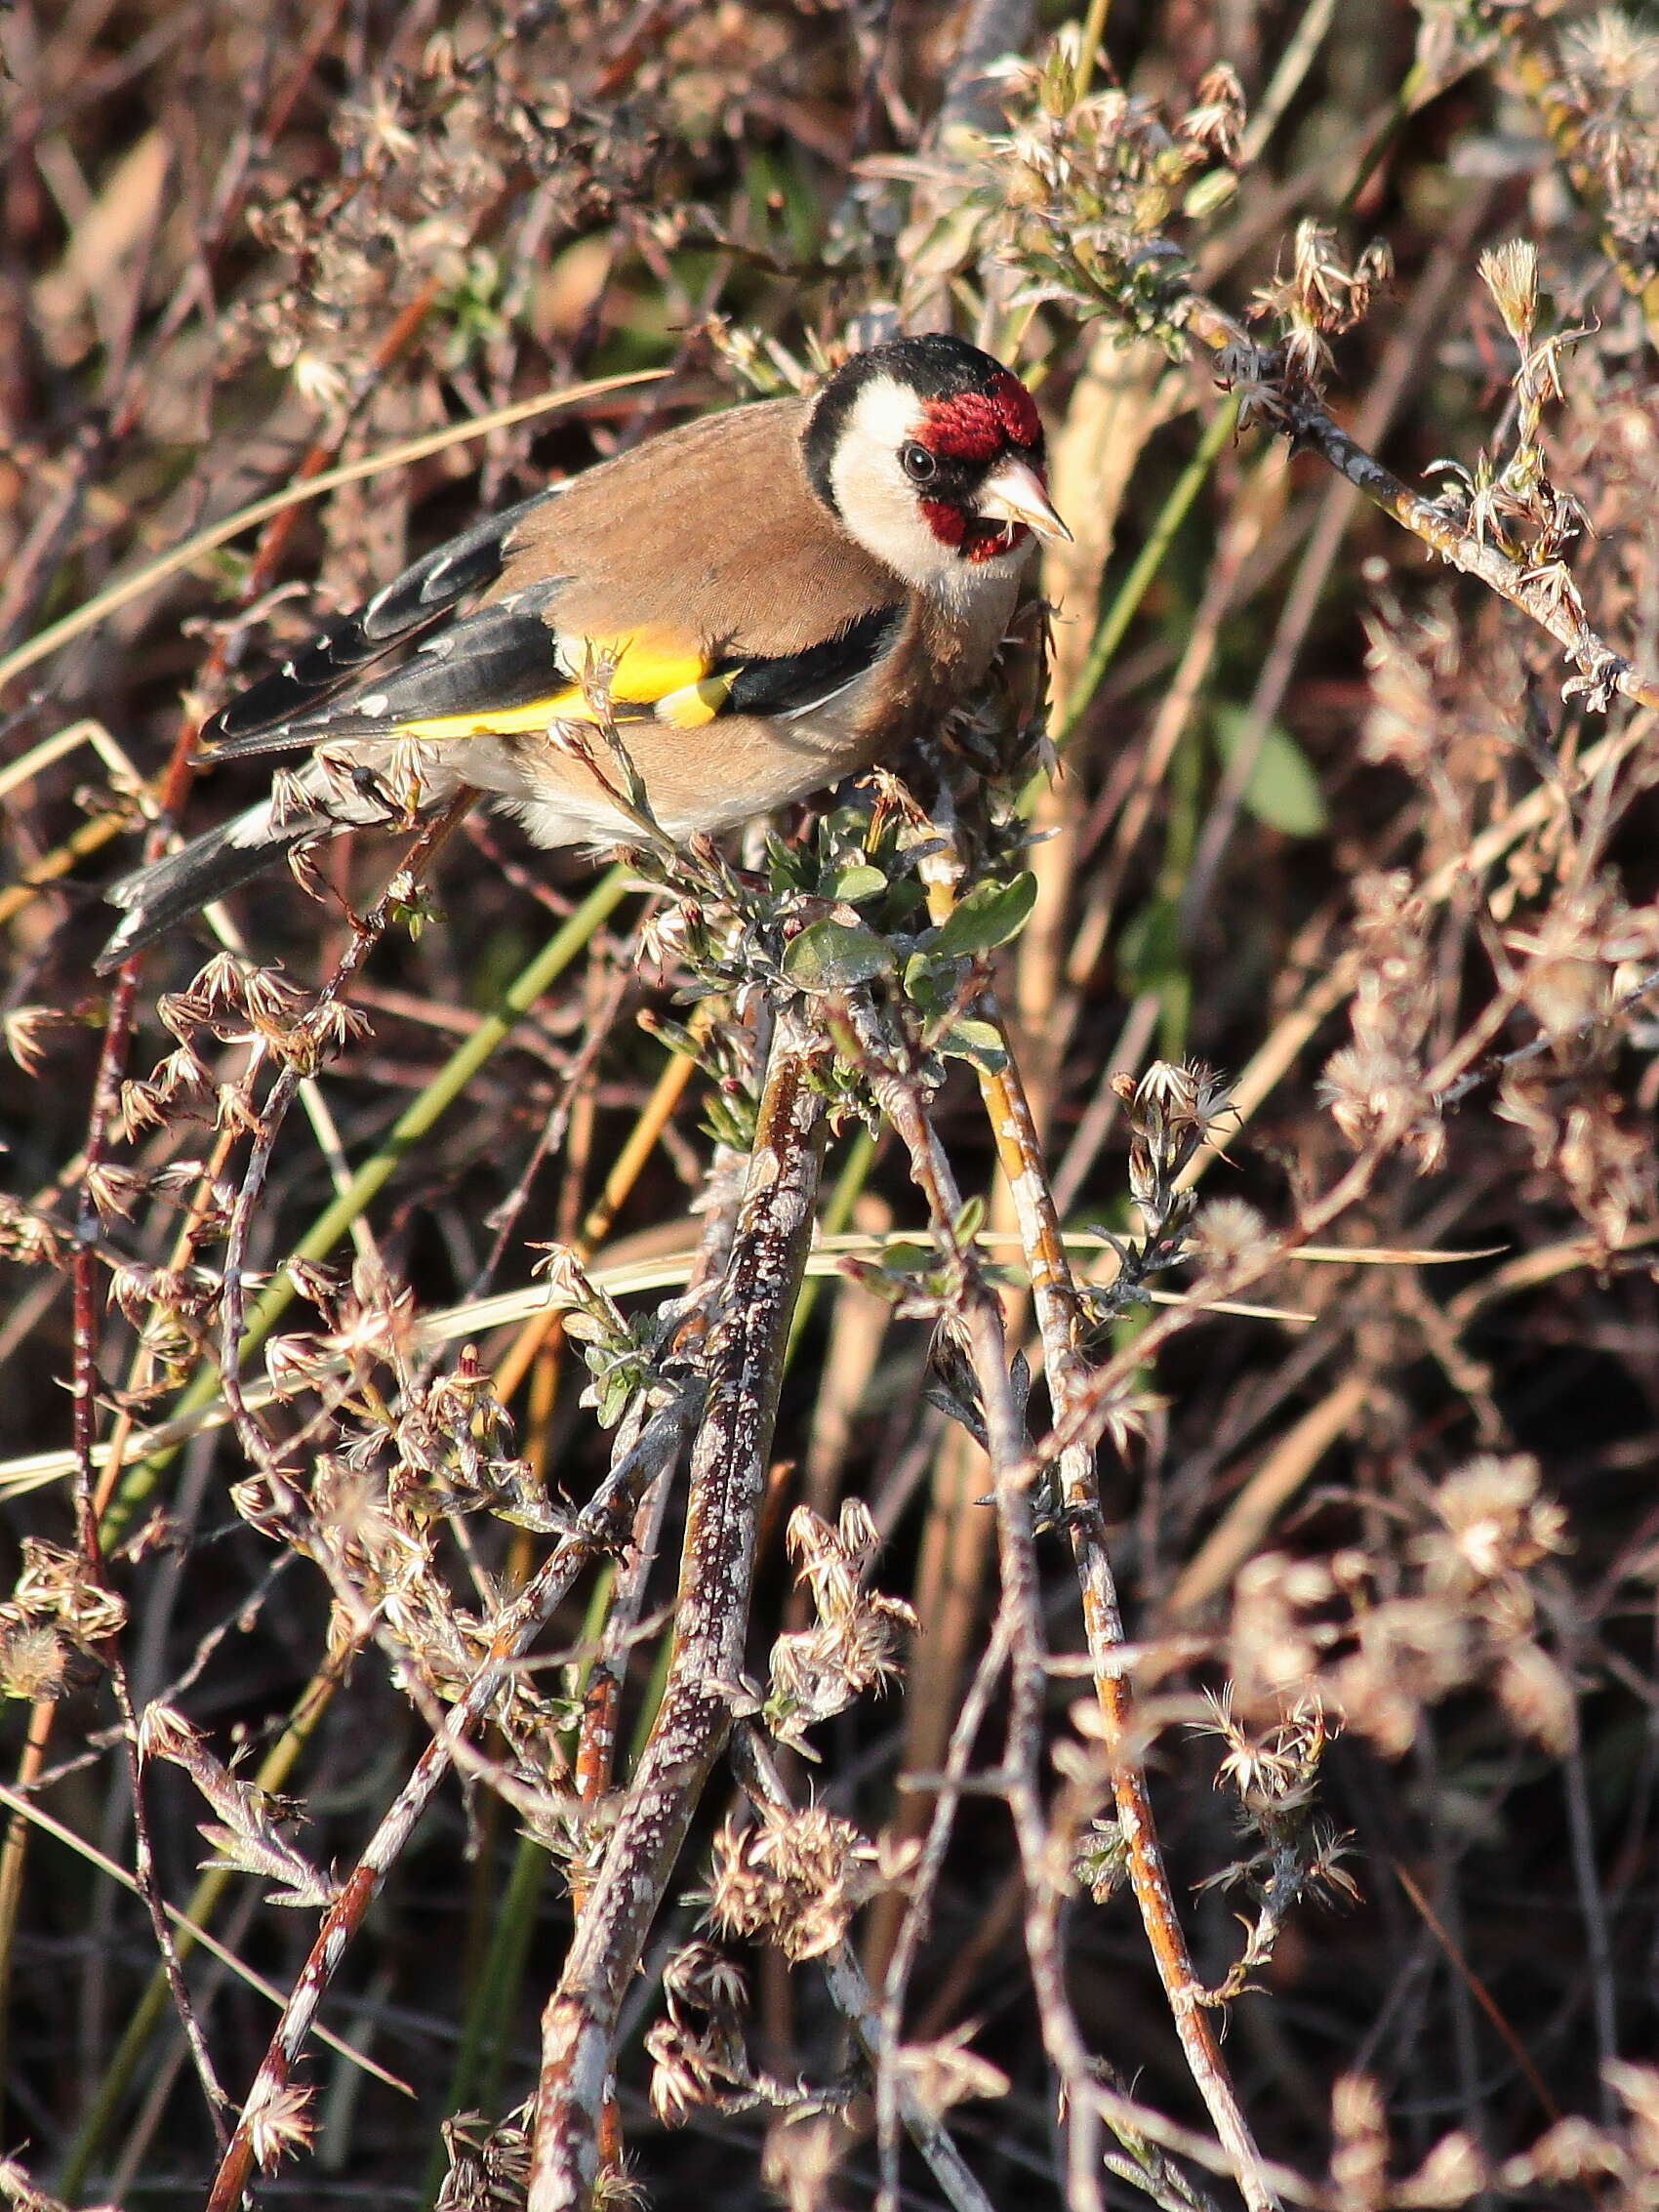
[
  {"left": 113, "top": 1667, "right": 231, "bottom": 2148},
  {"left": 1274, "top": 388, "right": 1653, "bottom": 715},
  {"left": 70, "top": 968, "right": 138, "bottom": 1571},
  {"left": 1018, "top": 1048, "right": 1505, "bottom": 1501},
  {"left": 1177, "top": 295, "right": 1659, "bottom": 717},
  {"left": 216, "top": 793, "right": 477, "bottom": 1427},
  {"left": 990, "top": 1041, "right": 1280, "bottom": 2212},
  {"left": 59, "top": 1645, "right": 350, "bottom": 2200},
  {"left": 526, "top": 1005, "right": 828, "bottom": 2212},
  {"left": 852, "top": 1003, "right": 1112, "bottom": 2211},
  {"left": 863, "top": 1004, "right": 1282, "bottom": 2211},
  {"left": 965, "top": 1293, "right": 1112, "bottom": 2212},
  {"left": 425, "top": 1143, "right": 748, "bottom": 2202},
  {"left": 875, "top": 1608, "right": 1015, "bottom": 2211},
  {"left": 567, "top": 1551, "right": 642, "bottom": 2177}
]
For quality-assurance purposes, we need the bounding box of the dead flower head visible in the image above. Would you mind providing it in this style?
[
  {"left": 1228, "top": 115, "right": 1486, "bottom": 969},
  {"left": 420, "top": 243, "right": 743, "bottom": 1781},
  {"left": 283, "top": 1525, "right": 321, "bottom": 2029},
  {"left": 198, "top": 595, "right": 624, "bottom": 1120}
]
[
  {"left": 1426, "top": 1454, "right": 1568, "bottom": 1586},
  {"left": 764, "top": 1502, "right": 917, "bottom": 1745},
  {"left": 706, "top": 1802, "right": 898, "bottom": 1962}
]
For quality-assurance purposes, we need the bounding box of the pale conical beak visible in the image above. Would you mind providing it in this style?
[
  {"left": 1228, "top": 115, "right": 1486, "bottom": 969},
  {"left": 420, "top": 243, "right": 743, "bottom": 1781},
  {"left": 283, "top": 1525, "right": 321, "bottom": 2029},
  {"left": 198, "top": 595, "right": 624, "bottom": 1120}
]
[{"left": 976, "top": 457, "right": 1072, "bottom": 544}]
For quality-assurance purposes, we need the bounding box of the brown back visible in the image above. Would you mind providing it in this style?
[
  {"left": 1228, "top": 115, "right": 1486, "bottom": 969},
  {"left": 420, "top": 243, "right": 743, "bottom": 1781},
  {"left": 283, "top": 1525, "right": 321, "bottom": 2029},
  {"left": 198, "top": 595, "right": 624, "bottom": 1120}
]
[{"left": 491, "top": 397, "right": 902, "bottom": 659}]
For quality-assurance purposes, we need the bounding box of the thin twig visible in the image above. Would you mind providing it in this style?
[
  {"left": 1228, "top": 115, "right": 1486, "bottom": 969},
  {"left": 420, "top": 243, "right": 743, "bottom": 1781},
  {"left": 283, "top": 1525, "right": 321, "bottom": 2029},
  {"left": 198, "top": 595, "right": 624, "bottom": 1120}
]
[
  {"left": 199, "top": 1383, "right": 704, "bottom": 2212},
  {"left": 914, "top": 831, "right": 1282, "bottom": 2212},
  {"left": 733, "top": 1725, "right": 999, "bottom": 2212}
]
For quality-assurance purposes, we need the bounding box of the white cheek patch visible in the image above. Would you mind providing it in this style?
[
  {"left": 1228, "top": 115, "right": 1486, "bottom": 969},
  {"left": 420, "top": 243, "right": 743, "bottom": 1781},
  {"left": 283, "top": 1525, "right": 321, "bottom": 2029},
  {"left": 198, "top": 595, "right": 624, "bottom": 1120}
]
[
  {"left": 824, "top": 370, "right": 1041, "bottom": 624},
  {"left": 828, "top": 375, "right": 959, "bottom": 592}
]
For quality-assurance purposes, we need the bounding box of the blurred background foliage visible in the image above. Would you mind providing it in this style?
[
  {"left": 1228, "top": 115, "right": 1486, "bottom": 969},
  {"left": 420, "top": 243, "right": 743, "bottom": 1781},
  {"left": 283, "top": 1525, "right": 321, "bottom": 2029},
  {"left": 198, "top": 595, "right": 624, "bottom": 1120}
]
[{"left": 4, "top": 0, "right": 1659, "bottom": 2207}]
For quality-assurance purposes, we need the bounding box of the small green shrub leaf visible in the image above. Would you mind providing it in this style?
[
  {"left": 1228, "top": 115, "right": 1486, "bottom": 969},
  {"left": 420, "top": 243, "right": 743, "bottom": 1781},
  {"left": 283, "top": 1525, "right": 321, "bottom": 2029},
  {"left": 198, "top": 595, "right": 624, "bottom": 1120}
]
[
  {"left": 1214, "top": 709, "right": 1327, "bottom": 837},
  {"left": 939, "top": 1018, "right": 1009, "bottom": 1073},
  {"left": 932, "top": 873, "right": 1039, "bottom": 959},
  {"left": 782, "top": 919, "right": 896, "bottom": 991},
  {"left": 821, "top": 862, "right": 889, "bottom": 905}
]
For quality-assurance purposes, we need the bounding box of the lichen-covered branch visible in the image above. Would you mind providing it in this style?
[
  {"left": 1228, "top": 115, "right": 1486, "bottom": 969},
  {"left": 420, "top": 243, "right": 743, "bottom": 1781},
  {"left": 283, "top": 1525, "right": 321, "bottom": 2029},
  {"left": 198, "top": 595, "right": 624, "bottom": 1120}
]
[{"left": 527, "top": 1005, "right": 828, "bottom": 2211}]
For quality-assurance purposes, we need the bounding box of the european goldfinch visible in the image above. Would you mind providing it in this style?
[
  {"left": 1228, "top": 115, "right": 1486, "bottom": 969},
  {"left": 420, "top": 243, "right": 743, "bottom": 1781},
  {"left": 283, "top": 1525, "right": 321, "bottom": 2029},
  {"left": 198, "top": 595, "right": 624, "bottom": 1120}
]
[{"left": 97, "top": 334, "right": 1068, "bottom": 971}]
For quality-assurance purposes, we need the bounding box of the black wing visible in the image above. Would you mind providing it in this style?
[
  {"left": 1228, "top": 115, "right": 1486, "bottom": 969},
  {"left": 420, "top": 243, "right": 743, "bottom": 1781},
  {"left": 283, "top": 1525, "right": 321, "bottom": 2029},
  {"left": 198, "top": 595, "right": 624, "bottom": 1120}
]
[
  {"left": 203, "top": 582, "right": 568, "bottom": 757},
  {"left": 202, "top": 594, "right": 907, "bottom": 756},
  {"left": 721, "top": 605, "right": 905, "bottom": 719},
  {"left": 208, "top": 487, "right": 565, "bottom": 744}
]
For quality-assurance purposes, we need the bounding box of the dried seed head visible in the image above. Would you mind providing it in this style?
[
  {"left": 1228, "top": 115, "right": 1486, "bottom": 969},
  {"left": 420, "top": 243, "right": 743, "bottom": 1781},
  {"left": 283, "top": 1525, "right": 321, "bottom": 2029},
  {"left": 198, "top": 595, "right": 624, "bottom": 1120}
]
[
  {"left": 1430, "top": 1454, "right": 1568, "bottom": 1580},
  {"left": 244, "top": 2078, "right": 316, "bottom": 2171},
  {"left": 1396, "top": 2129, "right": 1485, "bottom": 2209},
  {"left": 1495, "top": 1641, "right": 1575, "bottom": 1755},
  {"left": 897, "top": 2026, "right": 1010, "bottom": 2121},
  {"left": 1191, "top": 1196, "right": 1273, "bottom": 1273},
  {"left": 1197, "top": 1686, "right": 1330, "bottom": 1817},
  {"left": 1181, "top": 64, "right": 1245, "bottom": 161},
  {"left": 6, "top": 1539, "right": 127, "bottom": 1648},
  {"left": 0, "top": 1623, "right": 68, "bottom": 1701},
  {"left": 706, "top": 1804, "right": 886, "bottom": 1962},
  {"left": 1477, "top": 239, "right": 1540, "bottom": 348},
  {"left": 1331, "top": 2071, "right": 1388, "bottom": 2212}
]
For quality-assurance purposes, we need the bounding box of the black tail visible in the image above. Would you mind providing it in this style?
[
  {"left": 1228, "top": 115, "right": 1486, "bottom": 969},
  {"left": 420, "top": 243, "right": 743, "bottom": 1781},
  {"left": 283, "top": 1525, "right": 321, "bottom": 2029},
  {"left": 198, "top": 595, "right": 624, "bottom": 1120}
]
[{"left": 95, "top": 799, "right": 316, "bottom": 972}]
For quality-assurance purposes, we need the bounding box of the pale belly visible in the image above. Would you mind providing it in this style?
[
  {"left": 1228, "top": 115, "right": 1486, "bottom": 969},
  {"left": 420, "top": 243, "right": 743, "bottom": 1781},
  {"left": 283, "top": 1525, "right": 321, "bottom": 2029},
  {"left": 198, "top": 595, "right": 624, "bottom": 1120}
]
[{"left": 447, "top": 697, "right": 891, "bottom": 849}]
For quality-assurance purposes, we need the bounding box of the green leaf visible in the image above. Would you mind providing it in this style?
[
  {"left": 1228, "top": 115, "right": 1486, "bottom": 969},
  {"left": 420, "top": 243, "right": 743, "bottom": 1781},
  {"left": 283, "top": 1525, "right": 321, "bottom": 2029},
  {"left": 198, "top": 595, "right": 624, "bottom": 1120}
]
[
  {"left": 1213, "top": 709, "right": 1327, "bottom": 837},
  {"left": 1115, "top": 892, "right": 1182, "bottom": 994},
  {"left": 704, "top": 1095, "right": 755, "bottom": 1151},
  {"left": 820, "top": 862, "right": 889, "bottom": 905},
  {"left": 953, "top": 1194, "right": 987, "bottom": 1245},
  {"left": 883, "top": 878, "right": 928, "bottom": 922},
  {"left": 938, "top": 1018, "right": 1009, "bottom": 1074},
  {"left": 879, "top": 1241, "right": 934, "bottom": 1274},
  {"left": 902, "top": 950, "right": 951, "bottom": 1013},
  {"left": 782, "top": 919, "right": 896, "bottom": 992},
  {"left": 931, "top": 872, "right": 1039, "bottom": 959}
]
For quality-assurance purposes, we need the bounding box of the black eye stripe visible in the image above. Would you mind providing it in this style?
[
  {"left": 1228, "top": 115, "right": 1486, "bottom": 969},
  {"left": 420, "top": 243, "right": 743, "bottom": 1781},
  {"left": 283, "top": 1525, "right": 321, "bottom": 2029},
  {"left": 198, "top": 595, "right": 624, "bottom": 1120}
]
[{"left": 905, "top": 453, "right": 983, "bottom": 503}]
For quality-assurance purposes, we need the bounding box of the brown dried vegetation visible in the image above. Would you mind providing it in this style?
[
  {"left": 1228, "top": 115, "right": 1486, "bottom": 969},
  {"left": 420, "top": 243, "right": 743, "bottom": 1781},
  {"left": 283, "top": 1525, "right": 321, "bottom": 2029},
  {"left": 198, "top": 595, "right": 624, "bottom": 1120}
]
[{"left": 4, "top": 3, "right": 1659, "bottom": 2209}]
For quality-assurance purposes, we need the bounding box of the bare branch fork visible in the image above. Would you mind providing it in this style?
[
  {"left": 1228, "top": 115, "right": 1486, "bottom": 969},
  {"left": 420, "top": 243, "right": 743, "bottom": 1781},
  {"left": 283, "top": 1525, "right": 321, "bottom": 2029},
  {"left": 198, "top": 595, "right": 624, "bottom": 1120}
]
[
  {"left": 985, "top": 1032, "right": 1280, "bottom": 2212},
  {"left": 844, "top": 995, "right": 1122, "bottom": 2210},
  {"left": 527, "top": 1004, "right": 829, "bottom": 2211}
]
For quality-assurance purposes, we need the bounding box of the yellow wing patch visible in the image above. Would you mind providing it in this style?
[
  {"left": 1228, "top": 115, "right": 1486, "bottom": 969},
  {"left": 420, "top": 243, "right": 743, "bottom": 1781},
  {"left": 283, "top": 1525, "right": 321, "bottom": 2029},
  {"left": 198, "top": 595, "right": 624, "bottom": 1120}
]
[
  {"left": 392, "top": 631, "right": 725, "bottom": 744},
  {"left": 655, "top": 673, "right": 738, "bottom": 728},
  {"left": 579, "top": 633, "right": 713, "bottom": 704},
  {"left": 395, "top": 687, "right": 586, "bottom": 741}
]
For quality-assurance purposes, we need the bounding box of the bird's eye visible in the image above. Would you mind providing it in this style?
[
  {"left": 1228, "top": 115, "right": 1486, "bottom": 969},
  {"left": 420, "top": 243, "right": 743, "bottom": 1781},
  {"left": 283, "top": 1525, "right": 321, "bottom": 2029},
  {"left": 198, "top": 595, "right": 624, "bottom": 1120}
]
[{"left": 901, "top": 441, "right": 938, "bottom": 483}]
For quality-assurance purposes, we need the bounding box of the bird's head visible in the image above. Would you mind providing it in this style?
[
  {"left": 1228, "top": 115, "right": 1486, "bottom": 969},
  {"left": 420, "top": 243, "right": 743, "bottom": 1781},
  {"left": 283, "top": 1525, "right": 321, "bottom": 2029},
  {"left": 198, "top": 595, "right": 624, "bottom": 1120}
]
[{"left": 803, "top": 334, "right": 1071, "bottom": 594}]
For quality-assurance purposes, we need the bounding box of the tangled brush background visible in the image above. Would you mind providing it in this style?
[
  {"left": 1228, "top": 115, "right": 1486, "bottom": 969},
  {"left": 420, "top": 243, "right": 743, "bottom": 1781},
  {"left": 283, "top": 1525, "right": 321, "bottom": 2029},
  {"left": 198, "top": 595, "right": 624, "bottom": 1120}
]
[{"left": 3, "top": 2, "right": 1659, "bottom": 2207}]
